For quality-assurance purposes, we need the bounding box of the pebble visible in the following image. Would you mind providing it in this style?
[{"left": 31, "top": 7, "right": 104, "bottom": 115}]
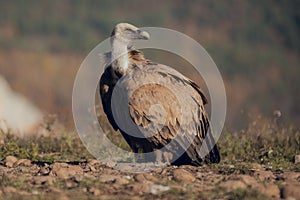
[
  {"left": 237, "top": 175, "right": 257, "bottom": 185},
  {"left": 5, "top": 156, "right": 18, "bottom": 168},
  {"left": 134, "top": 173, "right": 158, "bottom": 183},
  {"left": 135, "top": 174, "right": 146, "bottom": 182},
  {"left": 219, "top": 175, "right": 256, "bottom": 190},
  {"left": 73, "top": 174, "right": 83, "bottom": 183},
  {"left": 99, "top": 174, "right": 118, "bottom": 183},
  {"left": 100, "top": 160, "right": 117, "bottom": 168},
  {"left": 129, "top": 183, "right": 151, "bottom": 194},
  {"left": 50, "top": 163, "right": 83, "bottom": 179},
  {"left": 116, "top": 164, "right": 133, "bottom": 172},
  {"left": 115, "top": 177, "right": 130, "bottom": 185},
  {"left": 254, "top": 170, "right": 275, "bottom": 182},
  {"left": 89, "top": 166, "right": 97, "bottom": 172},
  {"left": 39, "top": 166, "right": 50, "bottom": 175},
  {"left": 282, "top": 183, "right": 300, "bottom": 199},
  {"left": 253, "top": 184, "right": 280, "bottom": 198},
  {"left": 173, "top": 169, "right": 196, "bottom": 183},
  {"left": 32, "top": 176, "right": 54, "bottom": 186},
  {"left": 88, "top": 159, "right": 100, "bottom": 166},
  {"left": 219, "top": 180, "right": 247, "bottom": 190},
  {"left": 65, "top": 180, "right": 77, "bottom": 188},
  {"left": 144, "top": 173, "right": 159, "bottom": 182},
  {"left": 88, "top": 187, "right": 101, "bottom": 196},
  {"left": 14, "top": 159, "right": 31, "bottom": 167},
  {"left": 150, "top": 184, "right": 170, "bottom": 195}
]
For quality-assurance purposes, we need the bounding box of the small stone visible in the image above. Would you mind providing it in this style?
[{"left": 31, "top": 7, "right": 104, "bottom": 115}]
[
  {"left": 99, "top": 175, "right": 118, "bottom": 183},
  {"left": 88, "top": 187, "right": 101, "bottom": 196},
  {"left": 65, "top": 180, "right": 76, "bottom": 188},
  {"left": 14, "top": 159, "right": 31, "bottom": 167},
  {"left": 135, "top": 174, "right": 146, "bottom": 182},
  {"left": 173, "top": 169, "right": 196, "bottom": 183},
  {"left": 89, "top": 166, "right": 97, "bottom": 172},
  {"left": 115, "top": 177, "right": 130, "bottom": 185},
  {"left": 265, "top": 184, "right": 280, "bottom": 198},
  {"left": 49, "top": 187, "right": 63, "bottom": 194},
  {"left": 33, "top": 176, "right": 54, "bottom": 186},
  {"left": 53, "top": 168, "right": 70, "bottom": 179},
  {"left": 228, "top": 165, "right": 235, "bottom": 168},
  {"left": 282, "top": 183, "right": 300, "bottom": 199},
  {"left": 100, "top": 160, "right": 116, "bottom": 168},
  {"left": 39, "top": 166, "right": 50, "bottom": 175},
  {"left": 31, "top": 190, "right": 39, "bottom": 195},
  {"left": 5, "top": 156, "right": 18, "bottom": 168},
  {"left": 219, "top": 180, "right": 247, "bottom": 190},
  {"left": 254, "top": 184, "right": 280, "bottom": 198},
  {"left": 254, "top": 170, "right": 275, "bottom": 182},
  {"left": 144, "top": 173, "right": 159, "bottom": 182},
  {"left": 73, "top": 174, "right": 83, "bottom": 183},
  {"left": 250, "top": 163, "right": 264, "bottom": 171},
  {"left": 150, "top": 184, "right": 170, "bottom": 194},
  {"left": 284, "top": 172, "right": 300, "bottom": 181},
  {"left": 295, "top": 155, "right": 300, "bottom": 164},
  {"left": 50, "top": 163, "right": 83, "bottom": 179},
  {"left": 88, "top": 159, "right": 99, "bottom": 166},
  {"left": 238, "top": 175, "right": 257, "bottom": 185},
  {"left": 50, "top": 162, "right": 68, "bottom": 171},
  {"left": 117, "top": 164, "right": 133, "bottom": 172},
  {"left": 129, "top": 183, "right": 151, "bottom": 194},
  {"left": 160, "top": 168, "right": 168, "bottom": 175},
  {"left": 154, "top": 168, "right": 163, "bottom": 174}
]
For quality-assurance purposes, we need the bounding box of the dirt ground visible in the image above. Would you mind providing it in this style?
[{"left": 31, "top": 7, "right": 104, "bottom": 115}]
[{"left": 0, "top": 156, "right": 299, "bottom": 200}]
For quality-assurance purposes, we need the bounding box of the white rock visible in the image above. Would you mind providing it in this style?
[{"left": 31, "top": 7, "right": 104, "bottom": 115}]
[
  {"left": 0, "top": 75, "right": 42, "bottom": 134},
  {"left": 150, "top": 184, "right": 170, "bottom": 195}
]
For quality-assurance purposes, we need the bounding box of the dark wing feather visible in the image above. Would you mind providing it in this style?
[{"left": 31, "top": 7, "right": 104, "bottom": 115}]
[
  {"left": 100, "top": 66, "right": 122, "bottom": 131},
  {"left": 125, "top": 63, "right": 220, "bottom": 164}
]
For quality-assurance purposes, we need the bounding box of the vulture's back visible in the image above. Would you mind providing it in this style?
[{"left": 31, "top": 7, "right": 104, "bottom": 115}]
[{"left": 100, "top": 51, "right": 220, "bottom": 165}]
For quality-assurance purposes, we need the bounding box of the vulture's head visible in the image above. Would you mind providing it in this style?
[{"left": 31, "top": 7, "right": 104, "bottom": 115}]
[{"left": 111, "top": 23, "right": 150, "bottom": 45}]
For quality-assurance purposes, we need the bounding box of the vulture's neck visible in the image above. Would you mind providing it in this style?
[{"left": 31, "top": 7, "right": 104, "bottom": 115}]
[{"left": 111, "top": 39, "right": 128, "bottom": 76}]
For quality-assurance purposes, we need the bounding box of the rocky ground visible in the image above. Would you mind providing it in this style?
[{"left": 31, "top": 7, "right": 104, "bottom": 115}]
[
  {"left": 0, "top": 155, "right": 299, "bottom": 200},
  {"left": 0, "top": 118, "right": 299, "bottom": 199}
]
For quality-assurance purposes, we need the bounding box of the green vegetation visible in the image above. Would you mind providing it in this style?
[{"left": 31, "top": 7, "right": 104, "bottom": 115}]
[
  {"left": 219, "top": 118, "right": 300, "bottom": 172},
  {"left": 0, "top": 118, "right": 298, "bottom": 199},
  {"left": 1, "top": 119, "right": 299, "bottom": 172},
  {"left": 0, "top": 128, "right": 92, "bottom": 163}
]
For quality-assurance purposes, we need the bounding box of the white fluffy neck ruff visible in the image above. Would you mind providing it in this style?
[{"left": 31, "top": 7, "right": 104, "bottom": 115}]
[{"left": 111, "top": 39, "right": 129, "bottom": 76}]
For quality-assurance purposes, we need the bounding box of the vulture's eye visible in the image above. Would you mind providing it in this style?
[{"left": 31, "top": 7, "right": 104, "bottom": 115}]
[{"left": 125, "top": 28, "right": 135, "bottom": 33}]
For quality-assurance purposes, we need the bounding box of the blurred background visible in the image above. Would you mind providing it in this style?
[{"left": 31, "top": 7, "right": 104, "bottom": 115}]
[{"left": 0, "top": 0, "right": 299, "bottom": 133}]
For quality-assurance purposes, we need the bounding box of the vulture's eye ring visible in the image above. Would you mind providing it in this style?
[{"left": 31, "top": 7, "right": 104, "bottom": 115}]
[{"left": 124, "top": 28, "right": 135, "bottom": 33}]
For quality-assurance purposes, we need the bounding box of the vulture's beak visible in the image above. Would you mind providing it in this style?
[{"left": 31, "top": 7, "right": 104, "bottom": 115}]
[{"left": 136, "top": 29, "right": 150, "bottom": 40}]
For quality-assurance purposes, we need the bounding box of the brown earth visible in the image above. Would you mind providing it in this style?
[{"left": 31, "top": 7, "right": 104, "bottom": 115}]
[{"left": 1, "top": 156, "right": 299, "bottom": 200}]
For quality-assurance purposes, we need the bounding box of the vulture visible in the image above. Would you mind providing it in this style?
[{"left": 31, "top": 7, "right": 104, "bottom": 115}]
[{"left": 99, "top": 23, "right": 220, "bottom": 166}]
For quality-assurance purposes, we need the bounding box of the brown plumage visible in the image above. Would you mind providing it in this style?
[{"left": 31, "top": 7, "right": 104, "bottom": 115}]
[{"left": 99, "top": 23, "right": 220, "bottom": 165}]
